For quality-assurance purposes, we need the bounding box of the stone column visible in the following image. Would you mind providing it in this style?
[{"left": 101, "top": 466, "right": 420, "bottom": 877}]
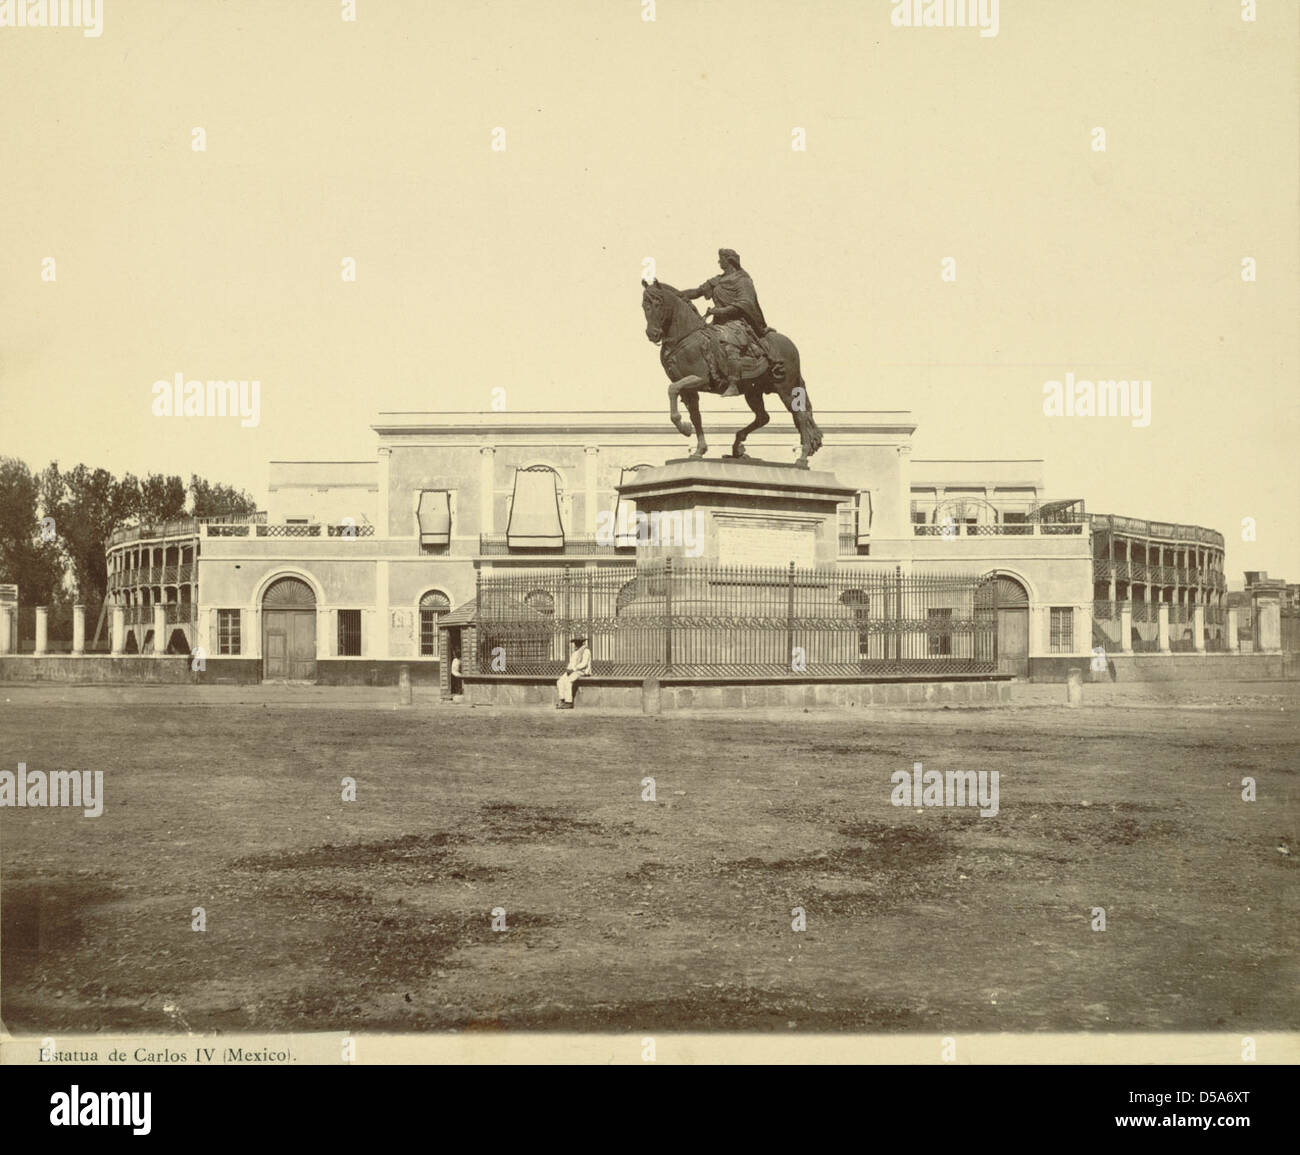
[
  {"left": 317, "top": 607, "right": 333, "bottom": 660},
  {"left": 153, "top": 604, "right": 167, "bottom": 655},
  {"left": 1192, "top": 605, "right": 1206, "bottom": 652},
  {"left": 111, "top": 605, "right": 126, "bottom": 655},
  {"left": 584, "top": 445, "right": 599, "bottom": 535},
  {"left": 1157, "top": 602, "right": 1171, "bottom": 652},
  {"left": 34, "top": 607, "right": 48, "bottom": 655},
  {"left": 72, "top": 604, "right": 85, "bottom": 654},
  {"left": 1118, "top": 603, "right": 1132, "bottom": 652},
  {"left": 372, "top": 560, "right": 390, "bottom": 659},
  {"left": 479, "top": 446, "right": 495, "bottom": 538},
  {"left": 0, "top": 606, "right": 11, "bottom": 654},
  {"left": 1226, "top": 607, "right": 1240, "bottom": 652},
  {"left": 377, "top": 445, "right": 392, "bottom": 537}
]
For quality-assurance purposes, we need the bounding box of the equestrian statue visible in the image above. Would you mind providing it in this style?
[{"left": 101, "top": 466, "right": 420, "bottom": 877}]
[{"left": 642, "top": 248, "right": 823, "bottom": 466}]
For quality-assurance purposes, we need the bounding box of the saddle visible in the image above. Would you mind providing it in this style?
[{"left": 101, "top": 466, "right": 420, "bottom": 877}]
[{"left": 701, "top": 321, "right": 770, "bottom": 396}]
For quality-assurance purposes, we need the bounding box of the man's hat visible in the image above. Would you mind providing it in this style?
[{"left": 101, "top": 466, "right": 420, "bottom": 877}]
[
  {"left": 571, "top": 636, "right": 587, "bottom": 644},
  {"left": 718, "top": 247, "right": 740, "bottom": 264}
]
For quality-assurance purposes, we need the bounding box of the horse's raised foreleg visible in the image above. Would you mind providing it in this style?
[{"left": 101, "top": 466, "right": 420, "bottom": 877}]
[
  {"left": 730, "top": 387, "right": 770, "bottom": 457},
  {"left": 682, "top": 389, "right": 708, "bottom": 457},
  {"left": 668, "top": 374, "right": 706, "bottom": 437}
]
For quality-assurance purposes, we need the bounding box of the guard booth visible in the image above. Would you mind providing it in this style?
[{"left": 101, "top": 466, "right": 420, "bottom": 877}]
[{"left": 437, "top": 598, "right": 477, "bottom": 699}]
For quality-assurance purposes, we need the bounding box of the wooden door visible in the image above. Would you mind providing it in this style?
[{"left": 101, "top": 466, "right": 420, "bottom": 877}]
[
  {"left": 264, "top": 609, "right": 316, "bottom": 681},
  {"left": 997, "top": 607, "right": 1029, "bottom": 677},
  {"left": 289, "top": 611, "right": 316, "bottom": 680}
]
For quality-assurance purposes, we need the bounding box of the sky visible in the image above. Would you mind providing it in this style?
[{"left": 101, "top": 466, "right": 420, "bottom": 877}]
[{"left": 1, "top": 0, "right": 1297, "bottom": 578}]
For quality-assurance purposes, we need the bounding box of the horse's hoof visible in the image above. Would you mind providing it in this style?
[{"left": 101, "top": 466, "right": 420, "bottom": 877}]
[
  {"left": 690, "top": 446, "right": 709, "bottom": 459},
  {"left": 673, "top": 420, "right": 691, "bottom": 437},
  {"left": 795, "top": 456, "right": 809, "bottom": 469}
]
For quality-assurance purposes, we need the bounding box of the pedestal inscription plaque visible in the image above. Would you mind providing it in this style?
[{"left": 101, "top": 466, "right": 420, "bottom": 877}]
[{"left": 717, "top": 521, "right": 817, "bottom": 568}]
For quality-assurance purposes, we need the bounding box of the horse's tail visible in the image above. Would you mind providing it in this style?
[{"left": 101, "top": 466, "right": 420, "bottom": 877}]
[{"left": 796, "top": 375, "right": 824, "bottom": 456}]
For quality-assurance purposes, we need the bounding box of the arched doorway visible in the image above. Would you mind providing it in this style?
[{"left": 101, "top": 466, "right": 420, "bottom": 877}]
[
  {"left": 977, "top": 574, "right": 1030, "bottom": 678},
  {"left": 262, "top": 576, "right": 317, "bottom": 681}
]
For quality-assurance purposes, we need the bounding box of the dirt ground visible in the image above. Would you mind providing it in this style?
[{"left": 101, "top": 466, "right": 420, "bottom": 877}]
[{"left": 2, "top": 682, "right": 1296, "bottom": 1034}]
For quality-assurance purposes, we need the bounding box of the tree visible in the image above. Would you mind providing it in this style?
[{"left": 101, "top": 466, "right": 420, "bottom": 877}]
[
  {"left": 38, "top": 463, "right": 133, "bottom": 605},
  {"left": 0, "top": 457, "right": 66, "bottom": 607},
  {"left": 139, "top": 473, "right": 188, "bottom": 521},
  {"left": 189, "top": 475, "right": 258, "bottom": 519}
]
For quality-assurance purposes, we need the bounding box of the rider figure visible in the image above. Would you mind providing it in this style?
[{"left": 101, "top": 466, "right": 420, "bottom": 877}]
[{"left": 680, "top": 249, "right": 786, "bottom": 392}]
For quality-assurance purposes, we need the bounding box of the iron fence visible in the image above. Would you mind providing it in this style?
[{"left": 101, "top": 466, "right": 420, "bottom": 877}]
[{"left": 473, "top": 560, "right": 998, "bottom": 678}]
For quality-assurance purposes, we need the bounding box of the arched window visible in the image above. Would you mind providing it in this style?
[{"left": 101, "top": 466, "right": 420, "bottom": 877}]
[
  {"left": 419, "top": 589, "right": 451, "bottom": 656},
  {"left": 263, "top": 576, "right": 317, "bottom": 607},
  {"left": 840, "top": 589, "right": 870, "bottom": 656},
  {"left": 524, "top": 590, "right": 555, "bottom": 617}
]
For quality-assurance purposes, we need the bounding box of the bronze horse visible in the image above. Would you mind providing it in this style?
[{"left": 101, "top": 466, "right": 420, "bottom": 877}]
[{"left": 641, "top": 280, "right": 824, "bottom": 466}]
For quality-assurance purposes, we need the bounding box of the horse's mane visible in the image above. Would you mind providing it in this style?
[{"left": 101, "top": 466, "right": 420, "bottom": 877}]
[{"left": 645, "top": 279, "right": 681, "bottom": 297}]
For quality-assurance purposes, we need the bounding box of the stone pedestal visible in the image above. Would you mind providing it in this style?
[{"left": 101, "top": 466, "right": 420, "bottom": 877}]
[
  {"left": 1254, "top": 595, "right": 1282, "bottom": 653},
  {"left": 34, "top": 607, "right": 48, "bottom": 655},
  {"left": 1226, "top": 607, "right": 1240, "bottom": 652},
  {"left": 111, "top": 606, "right": 126, "bottom": 655},
  {"left": 72, "top": 604, "right": 85, "bottom": 654},
  {"left": 153, "top": 604, "right": 167, "bottom": 654},
  {"left": 617, "top": 457, "right": 856, "bottom": 568},
  {"left": 1192, "top": 605, "right": 1206, "bottom": 652},
  {"left": 0, "top": 606, "right": 12, "bottom": 655},
  {"left": 1118, "top": 604, "right": 1132, "bottom": 653},
  {"left": 1157, "top": 603, "right": 1171, "bottom": 652}
]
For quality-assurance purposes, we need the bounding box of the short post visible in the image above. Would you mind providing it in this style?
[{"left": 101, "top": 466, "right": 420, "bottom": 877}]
[
  {"left": 1157, "top": 603, "right": 1171, "bottom": 653},
  {"left": 398, "top": 663, "right": 412, "bottom": 706},
  {"left": 153, "top": 604, "right": 167, "bottom": 655},
  {"left": 1226, "top": 607, "right": 1240, "bottom": 652},
  {"left": 1117, "top": 603, "right": 1132, "bottom": 653},
  {"left": 1066, "top": 667, "right": 1083, "bottom": 707},
  {"left": 1192, "top": 605, "right": 1206, "bottom": 653},
  {"left": 0, "top": 606, "right": 12, "bottom": 655},
  {"left": 111, "top": 606, "right": 126, "bottom": 655},
  {"left": 642, "top": 676, "right": 661, "bottom": 716},
  {"left": 72, "top": 604, "right": 85, "bottom": 654},
  {"left": 34, "top": 606, "right": 48, "bottom": 655}
]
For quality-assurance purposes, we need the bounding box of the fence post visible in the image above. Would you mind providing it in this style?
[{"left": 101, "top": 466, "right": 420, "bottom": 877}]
[
  {"left": 586, "top": 567, "right": 594, "bottom": 657},
  {"left": 991, "top": 571, "right": 1000, "bottom": 671},
  {"left": 663, "top": 557, "right": 673, "bottom": 674},
  {"left": 894, "top": 565, "right": 903, "bottom": 671},
  {"left": 786, "top": 561, "right": 796, "bottom": 672}
]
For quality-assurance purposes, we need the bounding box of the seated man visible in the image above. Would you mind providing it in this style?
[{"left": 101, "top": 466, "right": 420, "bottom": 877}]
[{"left": 556, "top": 635, "right": 591, "bottom": 709}]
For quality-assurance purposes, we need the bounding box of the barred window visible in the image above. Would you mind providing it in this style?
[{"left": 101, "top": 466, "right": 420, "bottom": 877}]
[
  {"left": 337, "top": 609, "right": 362, "bottom": 656},
  {"left": 419, "top": 590, "right": 451, "bottom": 656},
  {"left": 1050, "top": 606, "right": 1074, "bottom": 653},
  {"left": 217, "top": 609, "right": 240, "bottom": 655},
  {"left": 927, "top": 608, "right": 952, "bottom": 656}
]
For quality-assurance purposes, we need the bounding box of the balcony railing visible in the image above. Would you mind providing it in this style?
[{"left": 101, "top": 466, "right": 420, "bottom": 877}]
[
  {"left": 1093, "top": 560, "right": 1226, "bottom": 588},
  {"left": 120, "top": 603, "right": 197, "bottom": 625},
  {"left": 913, "top": 522, "right": 1082, "bottom": 537},
  {"left": 202, "top": 521, "right": 374, "bottom": 538},
  {"left": 111, "top": 563, "right": 195, "bottom": 588},
  {"left": 1089, "top": 513, "right": 1224, "bottom": 549}
]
